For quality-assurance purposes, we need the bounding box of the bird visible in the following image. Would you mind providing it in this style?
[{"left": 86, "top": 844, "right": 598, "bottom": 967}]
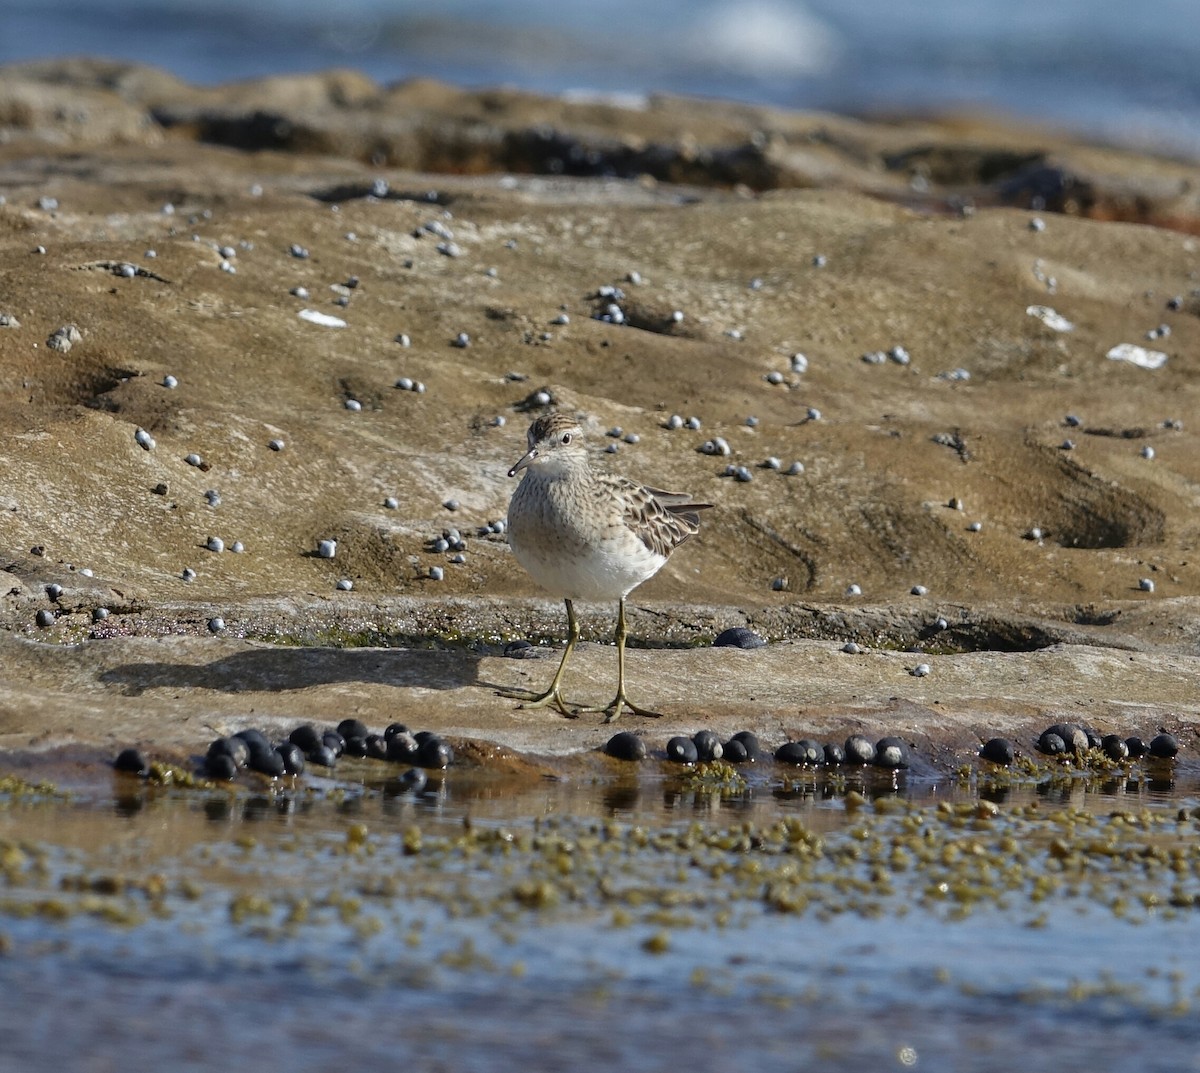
[{"left": 502, "top": 412, "right": 710, "bottom": 721}]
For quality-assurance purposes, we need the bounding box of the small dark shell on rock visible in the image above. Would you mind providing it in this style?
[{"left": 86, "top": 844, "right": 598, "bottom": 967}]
[
  {"left": 1125, "top": 736, "right": 1149, "bottom": 758},
  {"left": 384, "top": 722, "right": 410, "bottom": 740},
  {"left": 666, "top": 736, "right": 699, "bottom": 764},
  {"left": 322, "top": 731, "right": 346, "bottom": 758},
  {"left": 337, "top": 718, "right": 369, "bottom": 741},
  {"left": 208, "top": 736, "right": 249, "bottom": 769},
  {"left": 397, "top": 767, "right": 428, "bottom": 793},
  {"left": 1101, "top": 734, "right": 1129, "bottom": 761},
  {"left": 730, "top": 730, "right": 762, "bottom": 759},
  {"left": 980, "top": 738, "right": 1015, "bottom": 765},
  {"left": 413, "top": 730, "right": 435, "bottom": 745},
  {"left": 722, "top": 738, "right": 749, "bottom": 764},
  {"left": 205, "top": 753, "right": 238, "bottom": 781},
  {"left": 114, "top": 747, "right": 148, "bottom": 775},
  {"left": 713, "top": 627, "right": 766, "bottom": 649},
  {"left": 844, "top": 735, "right": 876, "bottom": 765},
  {"left": 416, "top": 736, "right": 454, "bottom": 769},
  {"left": 276, "top": 742, "right": 306, "bottom": 775},
  {"left": 387, "top": 732, "right": 419, "bottom": 763},
  {"left": 1149, "top": 733, "right": 1179, "bottom": 759},
  {"left": 307, "top": 744, "right": 337, "bottom": 768},
  {"left": 288, "top": 724, "right": 323, "bottom": 753},
  {"left": 823, "top": 743, "right": 846, "bottom": 766},
  {"left": 1038, "top": 732, "right": 1067, "bottom": 756},
  {"left": 234, "top": 728, "right": 270, "bottom": 749},
  {"left": 874, "top": 737, "right": 911, "bottom": 769},
  {"left": 605, "top": 731, "right": 646, "bottom": 762},
  {"left": 249, "top": 746, "right": 285, "bottom": 777},
  {"left": 503, "top": 640, "right": 536, "bottom": 658},
  {"left": 366, "top": 734, "right": 389, "bottom": 760},
  {"left": 776, "top": 740, "right": 824, "bottom": 766},
  {"left": 343, "top": 735, "right": 369, "bottom": 758},
  {"left": 692, "top": 730, "right": 723, "bottom": 761},
  {"left": 1082, "top": 726, "right": 1103, "bottom": 750},
  {"left": 1042, "top": 723, "right": 1088, "bottom": 755}
]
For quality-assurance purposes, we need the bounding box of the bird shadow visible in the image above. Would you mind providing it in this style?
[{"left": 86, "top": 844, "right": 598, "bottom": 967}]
[{"left": 98, "top": 646, "right": 482, "bottom": 697}]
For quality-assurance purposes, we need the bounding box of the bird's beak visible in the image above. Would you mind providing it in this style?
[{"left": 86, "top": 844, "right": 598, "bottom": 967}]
[{"left": 508, "top": 448, "right": 537, "bottom": 478}]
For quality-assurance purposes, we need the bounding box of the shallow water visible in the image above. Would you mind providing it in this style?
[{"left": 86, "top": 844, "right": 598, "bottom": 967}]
[{"left": 3, "top": 753, "right": 1200, "bottom": 1073}]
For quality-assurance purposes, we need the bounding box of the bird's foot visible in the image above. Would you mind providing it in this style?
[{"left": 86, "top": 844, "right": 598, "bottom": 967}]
[
  {"left": 496, "top": 685, "right": 578, "bottom": 718},
  {"left": 575, "top": 694, "right": 664, "bottom": 722}
]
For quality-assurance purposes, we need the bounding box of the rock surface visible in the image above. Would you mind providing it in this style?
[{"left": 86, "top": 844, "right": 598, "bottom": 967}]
[{"left": 0, "top": 61, "right": 1198, "bottom": 764}]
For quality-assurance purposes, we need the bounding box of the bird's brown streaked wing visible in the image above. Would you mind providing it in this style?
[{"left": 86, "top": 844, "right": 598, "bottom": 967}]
[{"left": 616, "top": 480, "right": 711, "bottom": 558}]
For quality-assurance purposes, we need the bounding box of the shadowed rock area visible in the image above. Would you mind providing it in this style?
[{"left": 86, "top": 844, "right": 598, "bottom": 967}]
[{"left": 0, "top": 60, "right": 1198, "bottom": 765}]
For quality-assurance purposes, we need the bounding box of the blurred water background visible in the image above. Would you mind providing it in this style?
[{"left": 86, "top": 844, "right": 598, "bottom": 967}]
[{"left": 3, "top": 0, "right": 1199, "bottom": 157}]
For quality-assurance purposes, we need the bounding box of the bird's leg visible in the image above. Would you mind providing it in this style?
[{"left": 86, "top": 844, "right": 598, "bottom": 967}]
[
  {"left": 576, "top": 597, "right": 663, "bottom": 722},
  {"left": 497, "top": 598, "right": 579, "bottom": 717}
]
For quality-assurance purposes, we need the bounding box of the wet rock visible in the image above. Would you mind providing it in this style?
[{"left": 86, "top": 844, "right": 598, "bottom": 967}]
[
  {"left": 605, "top": 731, "right": 646, "bottom": 761},
  {"left": 713, "top": 627, "right": 766, "bottom": 649},
  {"left": 666, "top": 736, "right": 699, "bottom": 764},
  {"left": 980, "top": 738, "right": 1015, "bottom": 765}
]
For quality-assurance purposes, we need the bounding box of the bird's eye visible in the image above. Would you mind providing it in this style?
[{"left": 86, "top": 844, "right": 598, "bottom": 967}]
[{"left": 560, "top": 432, "right": 572, "bottom": 445}]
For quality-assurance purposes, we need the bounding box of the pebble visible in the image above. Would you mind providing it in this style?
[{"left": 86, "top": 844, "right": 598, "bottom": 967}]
[
  {"left": 605, "top": 731, "right": 646, "bottom": 762},
  {"left": 713, "top": 626, "right": 766, "bottom": 649},
  {"left": 980, "top": 738, "right": 1015, "bottom": 765},
  {"left": 114, "top": 747, "right": 148, "bottom": 775},
  {"left": 692, "top": 730, "right": 723, "bottom": 761},
  {"left": 1149, "top": 733, "right": 1179, "bottom": 759},
  {"left": 666, "top": 736, "right": 699, "bottom": 764},
  {"left": 874, "top": 736, "right": 911, "bottom": 769}
]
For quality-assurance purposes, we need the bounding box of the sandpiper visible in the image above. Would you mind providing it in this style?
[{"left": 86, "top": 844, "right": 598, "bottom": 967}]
[{"left": 503, "top": 412, "right": 710, "bottom": 721}]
